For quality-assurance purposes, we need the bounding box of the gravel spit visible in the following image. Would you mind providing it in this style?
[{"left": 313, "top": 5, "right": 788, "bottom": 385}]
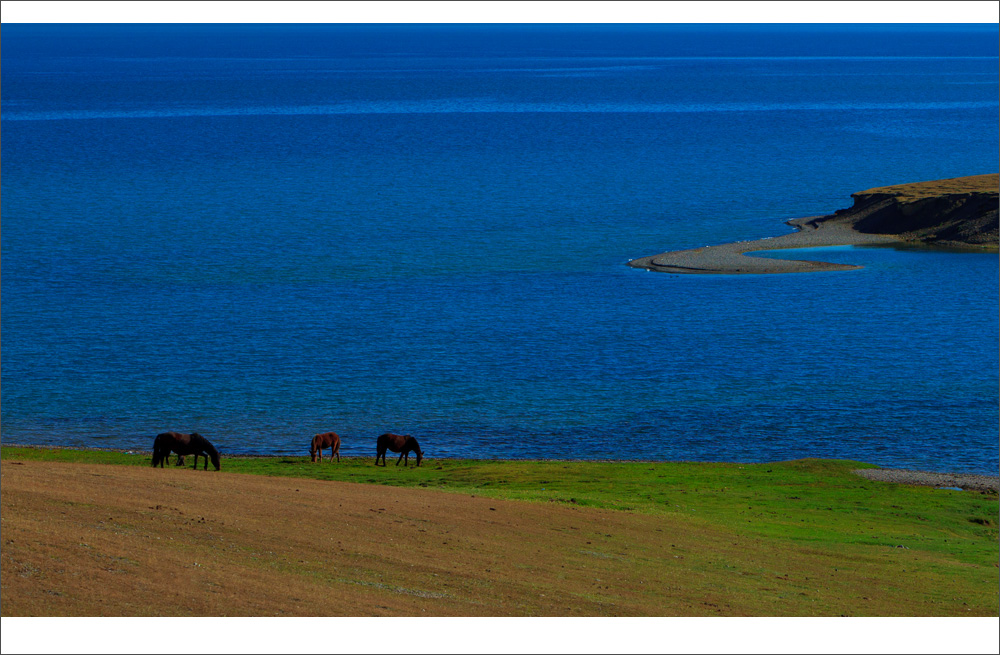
[{"left": 853, "top": 468, "right": 999, "bottom": 492}]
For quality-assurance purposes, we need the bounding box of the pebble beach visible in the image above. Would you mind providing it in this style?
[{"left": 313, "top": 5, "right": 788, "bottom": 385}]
[{"left": 853, "top": 467, "right": 999, "bottom": 492}]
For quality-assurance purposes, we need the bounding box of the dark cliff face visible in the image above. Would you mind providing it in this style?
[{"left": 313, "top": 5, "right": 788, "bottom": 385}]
[{"left": 829, "top": 176, "right": 999, "bottom": 248}]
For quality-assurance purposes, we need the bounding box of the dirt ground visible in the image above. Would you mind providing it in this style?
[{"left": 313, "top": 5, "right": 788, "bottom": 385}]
[{"left": 0, "top": 460, "right": 989, "bottom": 617}]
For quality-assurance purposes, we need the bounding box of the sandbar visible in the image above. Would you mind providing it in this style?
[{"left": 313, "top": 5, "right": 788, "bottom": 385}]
[
  {"left": 628, "top": 215, "right": 902, "bottom": 275},
  {"left": 630, "top": 174, "right": 998, "bottom": 275}
]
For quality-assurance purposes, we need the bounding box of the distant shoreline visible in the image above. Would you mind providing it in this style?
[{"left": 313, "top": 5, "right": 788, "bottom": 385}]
[
  {"left": 4, "top": 443, "right": 995, "bottom": 490},
  {"left": 630, "top": 173, "right": 999, "bottom": 275},
  {"left": 852, "top": 468, "right": 998, "bottom": 493}
]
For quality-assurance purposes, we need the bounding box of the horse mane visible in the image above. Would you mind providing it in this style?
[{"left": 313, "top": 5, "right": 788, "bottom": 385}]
[
  {"left": 200, "top": 437, "right": 219, "bottom": 457},
  {"left": 205, "top": 442, "right": 221, "bottom": 468},
  {"left": 406, "top": 435, "right": 424, "bottom": 464},
  {"left": 191, "top": 433, "right": 221, "bottom": 470}
]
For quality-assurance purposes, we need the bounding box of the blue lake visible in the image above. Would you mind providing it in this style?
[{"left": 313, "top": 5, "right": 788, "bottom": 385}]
[{"left": 2, "top": 25, "right": 998, "bottom": 473}]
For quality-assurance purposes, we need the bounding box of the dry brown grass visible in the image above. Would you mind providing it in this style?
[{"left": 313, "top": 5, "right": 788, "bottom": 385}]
[
  {"left": 856, "top": 173, "right": 998, "bottom": 200},
  {"left": 1, "top": 460, "right": 993, "bottom": 617}
]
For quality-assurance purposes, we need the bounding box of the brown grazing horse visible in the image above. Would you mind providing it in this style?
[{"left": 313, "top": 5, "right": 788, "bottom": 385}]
[
  {"left": 151, "top": 432, "right": 221, "bottom": 471},
  {"left": 310, "top": 431, "right": 341, "bottom": 463},
  {"left": 375, "top": 433, "right": 423, "bottom": 467}
]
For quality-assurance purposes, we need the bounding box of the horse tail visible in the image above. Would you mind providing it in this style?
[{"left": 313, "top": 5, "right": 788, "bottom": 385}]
[{"left": 151, "top": 434, "right": 163, "bottom": 467}]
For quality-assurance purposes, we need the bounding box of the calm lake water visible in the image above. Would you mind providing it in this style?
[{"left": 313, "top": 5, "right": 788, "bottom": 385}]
[{"left": 2, "top": 25, "right": 998, "bottom": 473}]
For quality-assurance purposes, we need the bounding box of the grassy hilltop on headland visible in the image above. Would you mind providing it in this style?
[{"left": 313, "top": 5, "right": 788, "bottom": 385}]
[
  {"left": 852, "top": 173, "right": 998, "bottom": 201},
  {"left": 825, "top": 173, "right": 999, "bottom": 248},
  {"left": 2, "top": 446, "right": 997, "bottom": 617}
]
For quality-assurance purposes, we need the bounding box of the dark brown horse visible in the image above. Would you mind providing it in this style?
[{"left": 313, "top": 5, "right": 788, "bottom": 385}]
[
  {"left": 151, "top": 432, "right": 221, "bottom": 471},
  {"left": 310, "top": 431, "right": 341, "bottom": 463},
  {"left": 375, "top": 433, "right": 423, "bottom": 467}
]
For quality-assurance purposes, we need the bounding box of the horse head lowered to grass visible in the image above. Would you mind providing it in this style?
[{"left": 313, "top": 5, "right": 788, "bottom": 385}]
[
  {"left": 310, "top": 431, "right": 341, "bottom": 463},
  {"left": 151, "top": 432, "right": 221, "bottom": 471},
  {"left": 375, "top": 433, "right": 423, "bottom": 467}
]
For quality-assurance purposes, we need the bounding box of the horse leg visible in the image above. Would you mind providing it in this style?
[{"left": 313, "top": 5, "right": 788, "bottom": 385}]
[
  {"left": 396, "top": 451, "right": 404, "bottom": 466},
  {"left": 335, "top": 445, "right": 340, "bottom": 463},
  {"left": 203, "top": 453, "right": 209, "bottom": 470}
]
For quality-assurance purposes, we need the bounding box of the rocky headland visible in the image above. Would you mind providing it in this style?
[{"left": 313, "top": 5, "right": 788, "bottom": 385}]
[{"left": 629, "top": 173, "right": 999, "bottom": 275}]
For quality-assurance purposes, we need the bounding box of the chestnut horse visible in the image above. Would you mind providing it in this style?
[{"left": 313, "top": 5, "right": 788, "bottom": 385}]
[
  {"left": 310, "top": 431, "right": 341, "bottom": 463},
  {"left": 151, "top": 432, "right": 221, "bottom": 471},
  {"left": 375, "top": 433, "right": 423, "bottom": 467}
]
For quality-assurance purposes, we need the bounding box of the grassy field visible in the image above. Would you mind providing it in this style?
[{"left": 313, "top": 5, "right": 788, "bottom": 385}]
[{"left": 2, "top": 445, "right": 997, "bottom": 617}]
